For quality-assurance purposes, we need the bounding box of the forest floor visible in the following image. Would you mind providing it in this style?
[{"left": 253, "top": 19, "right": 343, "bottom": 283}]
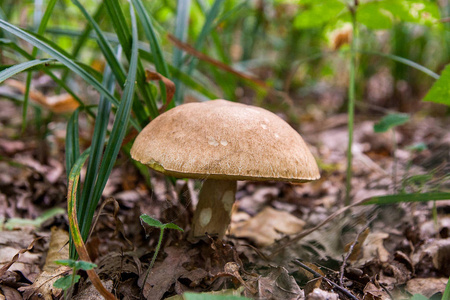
[{"left": 0, "top": 97, "right": 449, "bottom": 300}]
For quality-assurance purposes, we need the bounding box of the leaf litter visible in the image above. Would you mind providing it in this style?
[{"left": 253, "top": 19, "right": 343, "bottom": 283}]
[{"left": 0, "top": 93, "right": 450, "bottom": 299}]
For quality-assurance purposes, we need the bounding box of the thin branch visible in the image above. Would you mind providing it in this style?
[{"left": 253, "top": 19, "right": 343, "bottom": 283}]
[{"left": 293, "top": 260, "right": 359, "bottom": 300}]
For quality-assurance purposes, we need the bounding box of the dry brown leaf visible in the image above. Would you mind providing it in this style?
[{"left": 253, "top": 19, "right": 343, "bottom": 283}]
[
  {"left": 230, "top": 206, "right": 305, "bottom": 246},
  {"left": 255, "top": 266, "right": 302, "bottom": 300},
  {"left": 362, "top": 282, "right": 390, "bottom": 300},
  {"left": 0, "top": 233, "right": 41, "bottom": 282},
  {"left": 306, "top": 288, "right": 339, "bottom": 300},
  {"left": 17, "top": 228, "right": 69, "bottom": 300},
  {"left": 357, "top": 232, "right": 390, "bottom": 264},
  {"left": 405, "top": 277, "right": 448, "bottom": 298},
  {"left": 413, "top": 239, "right": 450, "bottom": 275},
  {"left": 299, "top": 262, "right": 324, "bottom": 296},
  {"left": 0, "top": 285, "right": 22, "bottom": 300},
  {"left": 18, "top": 267, "right": 69, "bottom": 300},
  {"left": 140, "top": 246, "right": 198, "bottom": 300},
  {"left": 5, "top": 79, "right": 79, "bottom": 113},
  {"left": 145, "top": 69, "right": 175, "bottom": 114},
  {"left": 346, "top": 227, "right": 370, "bottom": 262},
  {"left": 42, "top": 227, "right": 69, "bottom": 272}
]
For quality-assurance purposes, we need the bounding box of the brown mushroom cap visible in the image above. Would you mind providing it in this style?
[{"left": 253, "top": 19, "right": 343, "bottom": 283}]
[{"left": 131, "top": 100, "right": 320, "bottom": 183}]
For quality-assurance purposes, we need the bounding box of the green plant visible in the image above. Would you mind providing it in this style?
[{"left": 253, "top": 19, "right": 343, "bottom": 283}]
[
  {"left": 443, "top": 277, "right": 450, "bottom": 300},
  {"left": 373, "top": 112, "right": 410, "bottom": 192},
  {"left": 54, "top": 259, "right": 97, "bottom": 300},
  {"left": 139, "top": 214, "right": 183, "bottom": 285}
]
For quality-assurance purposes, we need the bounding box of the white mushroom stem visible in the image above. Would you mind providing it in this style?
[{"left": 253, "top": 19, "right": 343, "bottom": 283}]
[{"left": 190, "top": 179, "right": 237, "bottom": 239}]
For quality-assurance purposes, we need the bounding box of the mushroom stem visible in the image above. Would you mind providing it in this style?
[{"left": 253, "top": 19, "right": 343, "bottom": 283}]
[{"left": 190, "top": 179, "right": 237, "bottom": 239}]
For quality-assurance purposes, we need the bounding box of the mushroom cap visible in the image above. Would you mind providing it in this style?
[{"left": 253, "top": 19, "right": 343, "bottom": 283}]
[{"left": 131, "top": 100, "right": 320, "bottom": 183}]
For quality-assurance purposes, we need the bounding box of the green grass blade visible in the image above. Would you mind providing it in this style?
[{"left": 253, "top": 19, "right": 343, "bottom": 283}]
[
  {"left": 360, "top": 50, "right": 440, "bottom": 79},
  {"left": 132, "top": 0, "right": 170, "bottom": 106},
  {"left": 71, "top": 0, "right": 127, "bottom": 85},
  {"left": 132, "top": 0, "right": 169, "bottom": 77},
  {"left": 1, "top": 40, "right": 88, "bottom": 113},
  {"left": 443, "top": 277, "right": 450, "bottom": 300},
  {"left": 78, "top": 51, "right": 117, "bottom": 239},
  {"left": 361, "top": 192, "right": 450, "bottom": 205},
  {"left": 23, "top": 0, "right": 57, "bottom": 132},
  {"left": 0, "top": 19, "right": 120, "bottom": 107},
  {"left": 61, "top": 2, "right": 105, "bottom": 84},
  {"left": 65, "top": 108, "right": 80, "bottom": 182},
  {"left": 173, "top": 0, "right": 191, "bottom": 104},
  {"left": 187, "top": 0, "right": 224, "bottom": 75},
  {"left": 81, "top": 3, "right": 140, "bottom": 241},
  {"left": 104, "top": 0, "right": 158, "bottom": 121},
  {"left": 0, "top": 19, "right": 142, "bottom": 129},
  {"left": 0, "top": 59, "right": 55, "bottom": 82}
]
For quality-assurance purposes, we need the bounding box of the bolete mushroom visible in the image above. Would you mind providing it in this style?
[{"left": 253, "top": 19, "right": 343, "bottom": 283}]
[{"left": 130, "top": 100, "right": 320, "bottom": 239}]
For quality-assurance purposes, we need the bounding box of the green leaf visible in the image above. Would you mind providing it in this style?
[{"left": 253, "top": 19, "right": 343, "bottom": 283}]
[
  {"left": 163, "top": 223, "right": 184, "bottom": 232},
  {"left": 356, "top": 2, "right": 393, "bottom": 29},
  {"left": 406, "top": 142, "right": 428, "bottom": 152},
  {"left": 140, "top": 214, "right": 164, "bottom": 228},
  {"left": 0, "top": 59, "right": 55, "bottom": 83},
  {"left": 385, "top": 0, "right": 440, "bottom": 26},
  {"left": 55, "top": 259, "right": 77, "bottom": 268},
  {"left": 443, "top": 277, "right": 450, "bottom": 300},
  {"left": 423, "top": 64, "right": 450, "bottom": 106},
  {"left": 361, "top": 192, "right": 450, "bottom": 205},
  {"left": 74, "top": 261, "right": 97, "bottom": 271},
  {"left": 373, "top": 113, "right": 410, "bottom": 133},
  {"left": 53, "top": 275, "right": 80, "bottom": 290},
  {"left": 4, "top": 207, "right": 65, "bottom": 230},
  {"left": 409, "top": 294, "right": 429, "bottom": 300},
  {"left": 55, "top": 259, "right": 97, "bottom": 271},
  {"left": 294, "top": 0, "right": 345, "bottom": 29}
]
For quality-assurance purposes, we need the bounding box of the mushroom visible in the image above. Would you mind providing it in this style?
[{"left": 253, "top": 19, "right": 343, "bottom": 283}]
[{"left": 130, "top": 100, "right": 320, "bottom": 239}]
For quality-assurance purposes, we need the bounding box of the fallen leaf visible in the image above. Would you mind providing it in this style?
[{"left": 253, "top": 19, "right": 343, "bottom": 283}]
[
  {"left": 413, "top": 239, "right": 450, "bottom": 276},
  {"left": 357, "top": 232, "right": 390, "bottom": 264},
  {"left": 230, "top": 207, "right": 305, "bottom": 246},
  {"left": 255, "top": 266, "right": 302, "bottom": 300},
  {"left": 18, "top": 228, "right": 70, "bottom": 300},
  {"left": 0, "top": 233, "right": 41, "bottom": 282},
  {"left": 5, "top": 79, "right": 79, "bottom": 113},
  {"left": 140, "top": 246, "right": 198, "bottom": 300},
  {"left": 306, "top": 288, "right": 339, "bottom": 300},
  {"left": 42, "top": 227, "right": 70, "bottom": 272},
  {"left": 363, "top": 282, "right": 390, "bottom": 300},
  {"left": 405, "top": 277, "right": 448, "bottom": 298},
  {"left": 0, "top": 285, "right": 22, "bottom": 300},
  {"left": 18, "top": 267, "right": 68, "bottom": 300}
]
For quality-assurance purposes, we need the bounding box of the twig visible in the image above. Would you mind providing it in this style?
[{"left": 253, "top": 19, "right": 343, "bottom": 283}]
[
  {"left": 293, "top": 260, "right": 359, "bottom": 300},
  {"left": 339, "top": 216, "right": 375, "bottom": 287},
  {"left": 167, "top": 34, "right": 268, "bottom": 88},
  {"left": 269, "top": 197, "right": 373, "bottom": 258}
]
